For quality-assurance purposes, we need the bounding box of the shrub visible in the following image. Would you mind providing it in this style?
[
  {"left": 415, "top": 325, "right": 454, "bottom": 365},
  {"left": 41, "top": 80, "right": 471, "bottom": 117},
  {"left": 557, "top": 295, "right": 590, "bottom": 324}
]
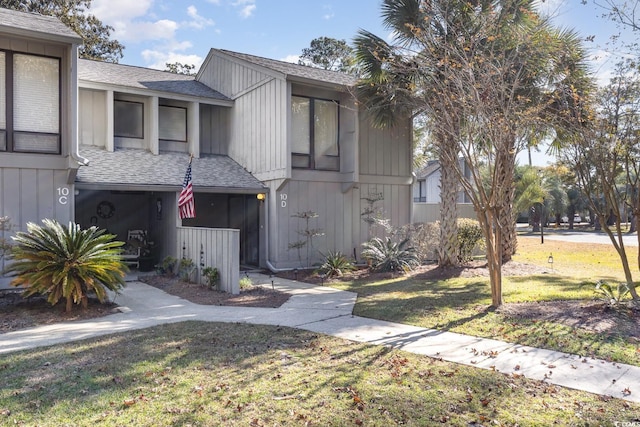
[
  {"left": 361, "top": 237, "right": 419, "bottom": 273},
  {"left": 317, "top": 250, "right": 355, "bottom": 278},
  {"left": 396, "top": 222, "right": 439, "bottom": 263},
  {"left": 202, "top": 266, "right": 220, "bottom": 290},
  {"left": 178, "top": 258, "right": 196, "bottom": 282},
  {"left": 156, "top": 256, "right": 178, "bottom": 276},
  {"left": 456, "top": 218, "right": 484, "bottom": 263},
  {"left": 239, "top": 276, "right": 253, "bottom": 289},
  {"left": 5, "top": 219, "right": 126, "bottom": 312},
  {"left": 592, "top": 280, "right": 630, "bottom": 308}
]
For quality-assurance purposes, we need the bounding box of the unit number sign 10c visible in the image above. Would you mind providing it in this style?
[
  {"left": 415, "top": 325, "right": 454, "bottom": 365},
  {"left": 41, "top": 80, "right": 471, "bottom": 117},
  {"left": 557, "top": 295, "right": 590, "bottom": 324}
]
[{"left": 57, "top": 187, "right": 70, "bottom": 205}]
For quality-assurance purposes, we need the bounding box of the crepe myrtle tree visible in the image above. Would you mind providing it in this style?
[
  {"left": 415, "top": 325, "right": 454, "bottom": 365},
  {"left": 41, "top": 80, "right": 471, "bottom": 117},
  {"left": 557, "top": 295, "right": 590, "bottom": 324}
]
[
  {"left": 561, "top": 64, "right": 640, "bottom": 301},
  {"left": 355, "top": 0, "right": 593, "bottom": 307}
]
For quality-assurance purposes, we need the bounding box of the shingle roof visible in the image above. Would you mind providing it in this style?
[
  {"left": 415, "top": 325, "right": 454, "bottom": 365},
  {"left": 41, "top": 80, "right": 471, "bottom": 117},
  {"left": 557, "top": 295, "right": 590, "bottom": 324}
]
[
  {"left": 415, "top": 160, "right": 440, "bottom": 180},
  {"left": 0, "top": 8, "right": 81, "bottom": 42},
  {"left": 76, "top": 146, "right": 265, "bottom": 191},
  {"left": 216, "top": 49, "right": 358, "bottom": 87},
  {"left": 79, "top": 59, "right": 230, "bottom": 101}
]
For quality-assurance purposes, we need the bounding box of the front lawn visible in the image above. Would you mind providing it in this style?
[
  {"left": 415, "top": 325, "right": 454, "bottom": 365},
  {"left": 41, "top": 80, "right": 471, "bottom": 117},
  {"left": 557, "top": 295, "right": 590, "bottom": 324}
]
[
  {"left": 1, "top": 322, "right": 638, "bottom": 426},
  {"left": 328, "top": 236, "right": 640, "bottom": 366}
]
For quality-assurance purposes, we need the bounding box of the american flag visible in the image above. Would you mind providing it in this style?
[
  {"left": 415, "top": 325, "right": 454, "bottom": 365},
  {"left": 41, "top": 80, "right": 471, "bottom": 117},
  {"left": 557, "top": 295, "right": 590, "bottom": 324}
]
[{"left": 178, "top": 158, "right": 195, "bottom": 219}]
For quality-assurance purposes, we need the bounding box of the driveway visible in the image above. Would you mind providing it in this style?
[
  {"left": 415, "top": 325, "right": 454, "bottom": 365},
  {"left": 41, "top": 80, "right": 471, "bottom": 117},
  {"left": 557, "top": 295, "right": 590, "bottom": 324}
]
[{"left": 518, "top": 225, "right": 639, "bottom": 246}]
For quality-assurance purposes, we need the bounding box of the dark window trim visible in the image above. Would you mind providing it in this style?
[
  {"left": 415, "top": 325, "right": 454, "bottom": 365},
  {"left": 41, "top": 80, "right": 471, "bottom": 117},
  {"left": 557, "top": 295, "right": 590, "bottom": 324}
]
[
  {"left": 114, "top": 99, "right": 144, "bottom": 139},
  {"left": 0, "top": 49, "right": 62, "bottom": 154},
  {"left": 158, "top": 104, "right": 188, "bottom": 143},
  {"left": 291, "top": 95, "right": 340, "bottom": 171}
]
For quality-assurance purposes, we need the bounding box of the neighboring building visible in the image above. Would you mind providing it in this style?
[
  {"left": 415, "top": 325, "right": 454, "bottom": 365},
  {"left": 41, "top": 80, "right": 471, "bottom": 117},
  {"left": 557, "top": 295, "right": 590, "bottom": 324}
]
[
  {"left": 1, "top": 9, "right": 414, "bottom": 287},
  {"left": 0, "top": 9, "right": 83, "bottom": 287},
  {"left": 412, "top": 160, "right": 476, "bottom": 224}
]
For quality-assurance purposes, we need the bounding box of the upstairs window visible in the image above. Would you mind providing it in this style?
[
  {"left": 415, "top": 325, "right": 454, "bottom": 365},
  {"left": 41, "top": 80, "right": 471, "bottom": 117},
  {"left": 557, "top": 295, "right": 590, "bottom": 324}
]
[
  {"left": 0, "top": 51, "right": 61, "bottom": 154},
  {"left": 159, "top": 105, "right": 187, "bottom": 142},
  {"left": 291, "top": 95, "right": 339, "bottom": 171},
  {"left": 114, "top": 100, "right": 143, "bottom": 139}
]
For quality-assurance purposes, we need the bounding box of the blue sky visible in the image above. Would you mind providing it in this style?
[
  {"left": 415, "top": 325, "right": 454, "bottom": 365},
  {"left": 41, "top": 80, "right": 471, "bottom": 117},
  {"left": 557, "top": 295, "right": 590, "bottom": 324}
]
[
  {"left": 90, "top": 0, "right": 633, "bottom": 79},
  {"left": 88, "top": 0, "right": 636, "bottom": 166}
]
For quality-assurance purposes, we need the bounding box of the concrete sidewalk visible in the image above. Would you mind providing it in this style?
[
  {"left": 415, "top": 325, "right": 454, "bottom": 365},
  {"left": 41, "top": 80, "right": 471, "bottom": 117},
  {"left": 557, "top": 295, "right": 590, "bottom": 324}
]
[{"left": 1, "top": 273, "right": 639, "bottom": 404}]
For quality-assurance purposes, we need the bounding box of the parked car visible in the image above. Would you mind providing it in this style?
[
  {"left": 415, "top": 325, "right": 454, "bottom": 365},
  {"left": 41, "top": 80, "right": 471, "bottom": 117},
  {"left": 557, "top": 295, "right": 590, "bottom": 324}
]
[{"left": 574, "top": 214, "right": 582, "bottom": 223}]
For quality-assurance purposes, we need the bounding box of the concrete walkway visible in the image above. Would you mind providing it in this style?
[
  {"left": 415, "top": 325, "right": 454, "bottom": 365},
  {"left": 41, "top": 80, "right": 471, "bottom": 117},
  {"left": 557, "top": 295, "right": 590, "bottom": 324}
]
[{"left": 1, "top": 273, "right": 639, "bottom": 404}]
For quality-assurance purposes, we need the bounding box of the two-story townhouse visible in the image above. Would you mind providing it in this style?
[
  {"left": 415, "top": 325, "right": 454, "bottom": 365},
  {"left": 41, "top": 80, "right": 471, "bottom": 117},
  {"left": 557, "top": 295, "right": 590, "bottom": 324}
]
[
  {"left": 2, "top": 7, "right": 416, "bottom": 290},
  {"left": 0, "top": 8, "right": 83, "bottom": 287},
  {"left": 197, "top": 49, "right": 414, "bottom": 269},
  {"left": 75, "top": 59, "right": 267, "bottom": 291}
]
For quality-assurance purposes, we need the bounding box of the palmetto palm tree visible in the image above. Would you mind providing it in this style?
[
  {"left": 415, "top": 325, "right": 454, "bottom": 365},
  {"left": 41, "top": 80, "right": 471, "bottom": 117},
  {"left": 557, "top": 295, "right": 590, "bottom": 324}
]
[
  {"left": 354, "top": 0, "right": 593, "bottom": 307},
  {"left": 5, "top": 219, "right": 127, "bottom": 312}
]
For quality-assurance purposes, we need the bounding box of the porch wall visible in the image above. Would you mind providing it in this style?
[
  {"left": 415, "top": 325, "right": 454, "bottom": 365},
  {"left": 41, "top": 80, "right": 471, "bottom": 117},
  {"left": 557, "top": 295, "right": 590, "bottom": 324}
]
[
  {"left": 412, "top": 203, "right": 477, "bottom": 224},
  {"left": 176, "top": 226, "right": 239, "bottom": 294}
]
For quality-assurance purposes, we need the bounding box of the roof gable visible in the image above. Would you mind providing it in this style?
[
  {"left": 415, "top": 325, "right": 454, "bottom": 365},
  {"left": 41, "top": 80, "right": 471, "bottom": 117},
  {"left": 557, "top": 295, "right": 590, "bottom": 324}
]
[
  {"left": 212, "top": 49, "right": 357, "bottom": 87},
  {"left": 78, "top": 59, "right": 230, "bottom": 102}
]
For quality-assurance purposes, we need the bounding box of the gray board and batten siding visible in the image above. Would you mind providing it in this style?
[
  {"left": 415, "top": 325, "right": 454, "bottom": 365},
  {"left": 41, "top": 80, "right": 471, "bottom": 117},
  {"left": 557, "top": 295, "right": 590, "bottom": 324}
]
[
  {"left": 198, "top": 49, "right": 413, "bottom": 268},
  {"left": 0, "top": 9, "right": 82, "bottom": 285}
]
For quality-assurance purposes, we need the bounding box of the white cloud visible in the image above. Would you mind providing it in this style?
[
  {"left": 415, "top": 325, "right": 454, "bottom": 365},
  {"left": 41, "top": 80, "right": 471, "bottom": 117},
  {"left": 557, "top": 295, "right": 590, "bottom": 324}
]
[
  {"left": 280, "top": 54, "right": 300, "bottom": 64},
  {"left": 322, "top": 5, "right": 334, "bottom": 20},
  {"left": 206, "top": 0, "right": 221, "bottom": 4},
  {"left": 233, "top": 0, "right": 256, "bottom": 18},
  {"left": 185, "top": 5, "right": 215, "bottom": 29},
  {"left": 91, "top": 0, "right": 153, "bottom": 22},
  {"left": 142, "top": 49, "right": 204, "bottom": 71},
  {"left": 114, "top": 19, "right": 179, "bottom": 43}
]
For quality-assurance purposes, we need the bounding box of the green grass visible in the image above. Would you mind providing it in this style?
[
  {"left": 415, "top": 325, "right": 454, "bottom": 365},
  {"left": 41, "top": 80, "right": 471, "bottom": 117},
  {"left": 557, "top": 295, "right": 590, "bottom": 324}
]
[
  {"left": 1, "top": 322, "right": 638, "bottom": 426},
  {"left": 329, "top": 236, "right": 640, "bottom": 366}
]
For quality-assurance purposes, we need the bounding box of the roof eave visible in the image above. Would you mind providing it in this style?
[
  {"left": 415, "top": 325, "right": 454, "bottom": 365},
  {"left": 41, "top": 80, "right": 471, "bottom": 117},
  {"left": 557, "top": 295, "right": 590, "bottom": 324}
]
[
  {"left": 0, "top": 26, "right": 82, "bottom": 44},
  {"left": 78, "top": 80, "right": 234, "bottom": 106}
]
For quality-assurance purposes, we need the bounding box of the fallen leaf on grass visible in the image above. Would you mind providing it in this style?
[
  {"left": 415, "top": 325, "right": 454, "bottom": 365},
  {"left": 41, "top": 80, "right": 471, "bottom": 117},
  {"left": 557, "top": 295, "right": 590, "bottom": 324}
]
[{"left": 123, "top": 399, "right": 136, "bottom": 407}]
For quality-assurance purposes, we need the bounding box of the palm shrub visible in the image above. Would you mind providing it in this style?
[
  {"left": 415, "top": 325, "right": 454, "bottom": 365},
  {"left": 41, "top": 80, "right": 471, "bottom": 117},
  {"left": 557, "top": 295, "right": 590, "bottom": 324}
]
[
  {"left": 592, "top": 280, "right": 631, "bottom": 308},
  {"left": 317, "top": 250, "right": 355, "bottom": 278},
  {"left": 5, "top": 219, "right": 127, "bottom": 312},
  {"left": 361, "top": 237, "right": 419, "bottom": 273}
]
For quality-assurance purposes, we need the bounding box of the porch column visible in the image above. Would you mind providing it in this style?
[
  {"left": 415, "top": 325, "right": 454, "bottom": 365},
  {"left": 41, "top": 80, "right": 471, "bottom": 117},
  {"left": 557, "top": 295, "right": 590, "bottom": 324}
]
[
  {"left": 188, "top": 101, "right": 199, "bottom": 158},
  {"left": 149, "top": 96, "right": 159, "bottom": 155},
  {"left": 105, "top": 90, "right": 114, "bottom": 152}
]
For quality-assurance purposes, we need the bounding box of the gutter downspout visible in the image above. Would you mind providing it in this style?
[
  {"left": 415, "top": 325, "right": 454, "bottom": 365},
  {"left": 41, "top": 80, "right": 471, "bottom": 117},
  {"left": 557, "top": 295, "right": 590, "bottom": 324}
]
[
  {"left": 265, "top": 259, "right": 293, "bottom": 273},
  {"left": 70, "top": 44, "right": 89, "bottom": 167}
]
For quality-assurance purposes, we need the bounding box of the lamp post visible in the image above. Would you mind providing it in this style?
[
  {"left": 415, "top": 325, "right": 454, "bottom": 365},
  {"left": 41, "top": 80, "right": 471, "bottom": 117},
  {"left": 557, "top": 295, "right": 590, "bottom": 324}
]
[{"left": 540, "top": 198, "right": 544, "bottom": 244}]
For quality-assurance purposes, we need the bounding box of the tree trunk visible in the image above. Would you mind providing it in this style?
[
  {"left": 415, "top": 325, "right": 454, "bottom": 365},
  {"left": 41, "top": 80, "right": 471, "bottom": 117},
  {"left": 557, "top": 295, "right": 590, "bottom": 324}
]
[
  {"left": 497, "top": 150, "right": 517, "bottom": 262},
  {"left": 480, "top": 208, "right": 503, "bottom": 307},
  {"left": 438, "top": 139, "right": 459, "bottom": 267}
]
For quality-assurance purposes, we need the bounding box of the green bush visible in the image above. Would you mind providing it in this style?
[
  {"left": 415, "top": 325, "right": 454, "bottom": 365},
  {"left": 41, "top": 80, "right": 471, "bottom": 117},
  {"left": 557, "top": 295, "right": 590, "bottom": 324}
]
[
  {"left": 5, "top": 219, "right": 126, "bottom": 312},
  {"left": 239, "top": 276, "right": 253, "bottom": 289},
  {"left": 361, "top": 237, "right": 419, "bottom": 273},
  {"left": 202, "top": 266, "right": 220, "bottom": 290},
  {"left": 317, "top": 250, "right": 355, "bottom": 278},
  {"left": 591, "top": 280, "right": 631, "bottom": 308},
  {"left": 178, "top": 258, "right": 196, "bottom": 282},
  {"left": 156, "top": 256, "right": 178, "bottom": 276},
  {"left": 396, "top": 222, "right": 439, "bottom": 263},
  {"left": 456, "top": 218, "right": 484, "bottom": 263}
]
